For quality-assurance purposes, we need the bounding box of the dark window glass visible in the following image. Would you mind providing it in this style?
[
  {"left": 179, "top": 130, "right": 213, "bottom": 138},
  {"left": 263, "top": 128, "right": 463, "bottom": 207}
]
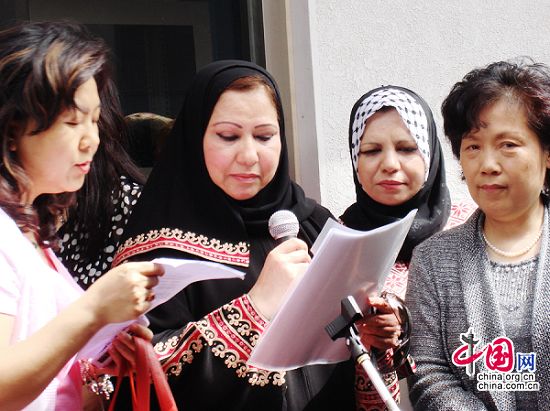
[
  {"left": 87, "top": 24, "right": 196, "bottom": 117},
  {"left": 1, "top": 0, "right": 265, "bottom": 166},
  {"left": 0, "top": 0, "right": 264, "bottom": 118}
]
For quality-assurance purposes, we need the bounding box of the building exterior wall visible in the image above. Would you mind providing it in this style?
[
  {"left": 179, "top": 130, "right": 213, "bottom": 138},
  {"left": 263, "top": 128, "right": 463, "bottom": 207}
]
[
  {"left": 277, "top": 0, "right": 550, "bottom": 216},
  {"left": 263, "top": 0, "right": 323, "bottom": 201},
  {"left": 262, "top": 4, "right": 550, "bottom": 408}
]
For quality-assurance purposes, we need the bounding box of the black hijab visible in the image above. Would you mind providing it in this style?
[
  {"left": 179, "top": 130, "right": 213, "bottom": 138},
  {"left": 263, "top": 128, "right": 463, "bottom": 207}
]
[
  {"left": 340, "top": 85, "right": 451, "bottom": 262},
  {"left": 112, "top": 61, "right": 355, "bottom": 410},
  {"left": 114, "top": 60, "right": 317, "bottom": 268}
]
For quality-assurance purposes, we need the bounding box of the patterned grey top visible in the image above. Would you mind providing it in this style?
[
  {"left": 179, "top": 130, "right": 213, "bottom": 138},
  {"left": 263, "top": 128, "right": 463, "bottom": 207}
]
[
  {"left": 406, "top": 205, "right": 550, "bottom": 411},
  {"left": 487, "top": 257, "right": 537, "bottom": 345},
  {"left": 58, "top": 175, "right": 142, "bottom": 288},
  {"left": 487, "top": 255, "right": 538, "bottom": 411}
]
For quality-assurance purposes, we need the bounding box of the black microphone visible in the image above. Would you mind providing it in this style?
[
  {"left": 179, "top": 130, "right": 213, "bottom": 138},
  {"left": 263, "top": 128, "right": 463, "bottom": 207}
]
[{"left": 268, "top": 210, "right": 299, "bottom": 244}]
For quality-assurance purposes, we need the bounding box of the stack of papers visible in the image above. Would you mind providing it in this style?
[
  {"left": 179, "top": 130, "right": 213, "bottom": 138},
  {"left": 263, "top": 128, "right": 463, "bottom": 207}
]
[
  {"left": 78, "top": 209, "right": 416, "bottom": 371},
  {"left": 77, "top": 258, "right": 245, "bottom": 366},
  {"left": 248, "top": 210, "right": 416, "bottom": 370}
]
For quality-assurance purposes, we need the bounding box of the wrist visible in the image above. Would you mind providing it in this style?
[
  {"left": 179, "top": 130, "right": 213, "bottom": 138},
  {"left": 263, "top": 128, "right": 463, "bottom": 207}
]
[
  {"left": 71, "top": 294, "right": 108, "bottom": 333},
  {"left": 244, "top": 293, "right": 270, "bottom": 323},
  {"left": 247, "top": 289, "right": 274, "bottom": 320}
]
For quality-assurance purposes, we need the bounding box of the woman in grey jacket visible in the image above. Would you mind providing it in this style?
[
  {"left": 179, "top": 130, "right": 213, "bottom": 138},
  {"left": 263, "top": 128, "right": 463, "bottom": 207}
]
[{"left": 406, "top": 59, "right": 550, "bottom": 410}]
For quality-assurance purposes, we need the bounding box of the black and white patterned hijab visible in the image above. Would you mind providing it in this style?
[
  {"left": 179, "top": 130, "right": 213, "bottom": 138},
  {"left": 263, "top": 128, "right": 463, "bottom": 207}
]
[
  {"left": 350, "top": 86, "right": 431, "bottom": 182},
  {"left": 341, "top": 85, "right": 451, "bottom": 262}
]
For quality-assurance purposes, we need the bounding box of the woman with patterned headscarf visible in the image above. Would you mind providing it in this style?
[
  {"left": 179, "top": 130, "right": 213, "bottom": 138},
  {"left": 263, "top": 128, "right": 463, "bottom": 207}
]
[{"left": 340, "top": 85, "right": 458, "bottom": 408}]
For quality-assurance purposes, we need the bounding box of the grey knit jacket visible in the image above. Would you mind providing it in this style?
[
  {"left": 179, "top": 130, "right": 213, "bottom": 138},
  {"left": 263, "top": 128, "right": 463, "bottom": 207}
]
[{"left": 406, "top": 207, "right": 549, "bottom": 410}]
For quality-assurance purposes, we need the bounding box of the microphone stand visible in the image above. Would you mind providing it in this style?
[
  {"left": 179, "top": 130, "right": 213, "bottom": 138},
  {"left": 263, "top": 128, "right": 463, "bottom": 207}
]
[{"left": 325, "top": 296, "right": 401, "bottom": 411}]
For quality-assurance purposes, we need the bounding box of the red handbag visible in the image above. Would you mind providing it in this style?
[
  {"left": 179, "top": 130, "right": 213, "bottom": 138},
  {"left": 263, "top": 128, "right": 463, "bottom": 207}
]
[{"left": 109, "top": 337, "right": 178, "bottom": 411}]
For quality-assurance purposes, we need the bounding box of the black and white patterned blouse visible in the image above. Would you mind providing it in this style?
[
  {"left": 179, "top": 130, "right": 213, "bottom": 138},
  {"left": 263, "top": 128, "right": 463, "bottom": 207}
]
[{"left": 58, "top": 175, "right": 142, "bottom": 288}]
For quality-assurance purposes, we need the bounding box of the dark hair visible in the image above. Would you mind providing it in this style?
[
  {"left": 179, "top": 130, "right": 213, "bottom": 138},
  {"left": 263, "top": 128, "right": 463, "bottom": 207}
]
[
  {"left": 442, "top": 59, "right": 550, "bottom": 188},
  {"left": 62, "top": 77, "right": 145, "bottom": 258},
  {"left": 125, "top": 112, "right": 174, "bottom": 168},
  {"left": 0, "top": 21, "right": 137, "bottom": 248}
]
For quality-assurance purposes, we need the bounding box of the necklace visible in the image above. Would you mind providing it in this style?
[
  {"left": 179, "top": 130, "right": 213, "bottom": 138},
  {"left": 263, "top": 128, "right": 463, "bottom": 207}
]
[{"left": 482, "top": 225, "right": 543, "bottom": 258}]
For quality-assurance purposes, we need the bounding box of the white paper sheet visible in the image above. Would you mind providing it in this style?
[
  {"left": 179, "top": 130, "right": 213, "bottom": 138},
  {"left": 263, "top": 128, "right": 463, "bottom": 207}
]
[
  {"left": 77, "top": 258, "right": 245, "bottom": 366},
  {"left": 248, "top": 209, "right": 417, "bottom": 371}
]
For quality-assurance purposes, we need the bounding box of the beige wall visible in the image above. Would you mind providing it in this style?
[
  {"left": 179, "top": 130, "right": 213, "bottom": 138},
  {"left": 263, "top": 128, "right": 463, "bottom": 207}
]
[
  {"left": 265, "top": 0, "right": 550, "bottom": 216},
  {"left": 263, "top": 0, "right": 322, "bottom": 201}
]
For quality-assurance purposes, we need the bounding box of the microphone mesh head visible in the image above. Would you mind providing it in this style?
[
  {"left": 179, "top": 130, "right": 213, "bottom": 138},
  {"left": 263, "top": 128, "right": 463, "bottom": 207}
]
[{"left": 268, "top": 210, "right": 299, "bottom": 240}]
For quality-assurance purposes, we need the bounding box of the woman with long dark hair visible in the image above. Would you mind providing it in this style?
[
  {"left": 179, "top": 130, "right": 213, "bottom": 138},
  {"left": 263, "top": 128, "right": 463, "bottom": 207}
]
[
  {"left": 0, "top": 21, "right": 163, "bottom": 410},
  {"left": 57, "top": 74, "right": 146, "bottom": 289}
]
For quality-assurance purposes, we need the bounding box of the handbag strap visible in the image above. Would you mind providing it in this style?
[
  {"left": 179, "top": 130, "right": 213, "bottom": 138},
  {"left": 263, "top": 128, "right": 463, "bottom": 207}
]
[
  {"left": 136, "top": 336, "right": 178, "bottom": 410},
  {"left": 134, "top": 337, "right": 151, "bottom": 411},
  {"left": 108, "top": 336, "right": 178, "bottom": 411},
  {"left": 141, "top": 337, "right": 178, "bottom": 410}
]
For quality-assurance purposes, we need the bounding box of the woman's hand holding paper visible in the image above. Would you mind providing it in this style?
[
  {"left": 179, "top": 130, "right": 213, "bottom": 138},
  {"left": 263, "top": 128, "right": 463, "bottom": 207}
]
[{"left": 79, "top": 262, "right": 164, "bottom": 327}]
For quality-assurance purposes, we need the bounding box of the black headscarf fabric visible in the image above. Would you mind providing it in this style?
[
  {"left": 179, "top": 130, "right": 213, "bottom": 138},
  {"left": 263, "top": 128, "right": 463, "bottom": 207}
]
[
  {"left": 113, "top": 60, "right": 354, "bottom": 410},
  {"left": 116, "top": 60, "right": 317, "bottom": 266},
  {"left": 340, "top": 86, "right": 451, "bottom": 262}
]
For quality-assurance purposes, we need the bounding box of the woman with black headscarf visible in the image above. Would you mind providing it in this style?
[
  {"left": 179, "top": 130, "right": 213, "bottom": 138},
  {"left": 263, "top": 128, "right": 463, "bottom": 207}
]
[
  {"left": 341, "top": 85, "right": 451, "bottom": 267},
  {"left": 113, "top": 60, "right": 358, "bottom": 410},
  {"left": 340, "top": 85, "right": 456, "bottom": 408}
]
